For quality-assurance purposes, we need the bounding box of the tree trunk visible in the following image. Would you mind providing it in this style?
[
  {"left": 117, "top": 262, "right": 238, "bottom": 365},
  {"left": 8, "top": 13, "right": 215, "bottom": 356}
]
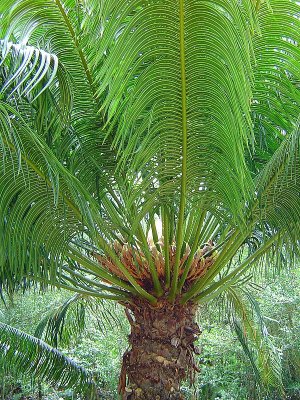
[{"left": 119, "top": 298, "right": 201, "bottom": 400}]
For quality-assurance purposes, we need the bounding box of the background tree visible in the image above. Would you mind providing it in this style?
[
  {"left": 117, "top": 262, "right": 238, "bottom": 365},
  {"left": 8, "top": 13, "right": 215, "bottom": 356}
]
[{"left": 0, "top": 0, "right": 299, "bottom": 399}]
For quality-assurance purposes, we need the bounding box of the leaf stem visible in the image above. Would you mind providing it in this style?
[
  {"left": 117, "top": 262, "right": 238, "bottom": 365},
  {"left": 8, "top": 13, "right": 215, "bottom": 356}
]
[
  {"left": 181, "top": 229, "right": 242, "bottom": 302},
  {"left": 169, "top": 0, "right": 187, "bottom": 301},
  {"left": 54, "top": 0, "right": 94, "bottom": 94},
  {"left": 62, "top": 264, "right": 129, "bottom": 296},
  {"left": 177, "top": 211, "right": 205, "bottom": 291},
  {"left": 194, "top": 233, "right": 279, "bottom": 303},
  {"left": 162, "top": 206, "right": 170, "bottom": 288}
]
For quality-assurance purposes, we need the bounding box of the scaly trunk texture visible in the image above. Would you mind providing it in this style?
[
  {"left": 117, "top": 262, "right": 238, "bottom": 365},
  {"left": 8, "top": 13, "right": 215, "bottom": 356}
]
[{"left": 119, "top": 298, "right": 201, "bottom": 400}]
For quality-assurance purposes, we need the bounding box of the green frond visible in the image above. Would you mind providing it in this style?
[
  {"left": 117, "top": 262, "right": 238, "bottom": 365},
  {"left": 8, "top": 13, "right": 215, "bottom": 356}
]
[
  {"left": 0, "top": 0, "right": 300, "bottom": 304},
  {"left": 0, "top": 152, "right": 80, "bottom": 290},
  {"left": 227, "top": 288, "right": 284, "bottom": 392},
  {"left": 0, "top": 0, "right": 119, "bottom": 194},
  {"left": 35, "top": 294, "right": 125, "bottom": 348},
  {"left": 0, "top": 40, "right": 58, "bottom": 101},
  {"left": 34, "top": 294, "right": 87, "bottom": 348},
  {"left": 0, "top": 102, "right": 136, "bottom": 294},
  {"left": 254, "top": 121, "right": 300, "bottom": 246},
  {"left": 94, "top": 0, "right": 256, "bottom": 222},
  {"left": 0, "top": 322, "right": 98, "bottom": 398},
  {"left": 188, "top": 232, "right": 278, "bottom": 303},
  {"left": 251, "top": 0, "right": 300, "bottom": 166}
]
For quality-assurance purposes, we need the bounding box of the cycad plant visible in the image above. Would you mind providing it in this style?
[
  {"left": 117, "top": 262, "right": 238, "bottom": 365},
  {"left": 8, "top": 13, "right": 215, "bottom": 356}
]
[{"left": 0, "top": 0, "right": 299, "bottom": 398}]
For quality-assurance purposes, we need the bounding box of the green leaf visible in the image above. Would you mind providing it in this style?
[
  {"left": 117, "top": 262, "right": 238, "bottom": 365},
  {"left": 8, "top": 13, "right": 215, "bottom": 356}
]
[
  {"left": 0, "top": 322, "right": 98, "bottom": 397},
  {"left": 35, "top": 293, "right": 125, "bottom": 348},
  {"left": 228, "top": 288, "right": 284, "bottom": 392}
]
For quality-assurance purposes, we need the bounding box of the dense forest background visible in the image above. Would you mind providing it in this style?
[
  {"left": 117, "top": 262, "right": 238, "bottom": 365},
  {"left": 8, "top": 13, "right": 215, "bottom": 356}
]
[{"left": 0, "top": 269, "right": 299, "bottom": 400}]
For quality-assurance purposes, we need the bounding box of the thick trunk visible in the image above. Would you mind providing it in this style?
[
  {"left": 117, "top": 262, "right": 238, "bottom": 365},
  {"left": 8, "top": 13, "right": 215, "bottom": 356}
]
[{"left": 119, "top": 299, "right": 201, "bottom": 400}]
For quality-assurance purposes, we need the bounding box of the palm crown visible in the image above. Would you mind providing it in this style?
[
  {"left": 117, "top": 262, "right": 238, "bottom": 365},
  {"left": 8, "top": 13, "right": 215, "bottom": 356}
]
[{"left": 0, "top": 0, "right": 299, "bottom": 397}]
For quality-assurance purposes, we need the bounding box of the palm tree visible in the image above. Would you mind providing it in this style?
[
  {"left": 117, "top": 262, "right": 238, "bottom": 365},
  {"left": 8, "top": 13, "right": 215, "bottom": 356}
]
[{"left": 0, "top": 0, "right": 299, "bottom": 398}]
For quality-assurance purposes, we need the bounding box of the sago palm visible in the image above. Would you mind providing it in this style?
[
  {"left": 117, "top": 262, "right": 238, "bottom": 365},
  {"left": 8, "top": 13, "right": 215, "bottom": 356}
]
[{"left": 0, "top": 0, "right": 299, "bottom": 398}]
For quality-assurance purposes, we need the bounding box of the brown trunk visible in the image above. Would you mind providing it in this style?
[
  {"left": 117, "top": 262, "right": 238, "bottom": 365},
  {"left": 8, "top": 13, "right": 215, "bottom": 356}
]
[{"left": 119, "top": 298, "right": 201, "bottom": 400}]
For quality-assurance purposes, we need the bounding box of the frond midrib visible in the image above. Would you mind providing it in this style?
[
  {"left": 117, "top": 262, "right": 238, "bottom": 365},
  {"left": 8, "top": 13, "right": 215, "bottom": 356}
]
[{"left": 170, "top": 0, "right": 188, "bottom": 300}]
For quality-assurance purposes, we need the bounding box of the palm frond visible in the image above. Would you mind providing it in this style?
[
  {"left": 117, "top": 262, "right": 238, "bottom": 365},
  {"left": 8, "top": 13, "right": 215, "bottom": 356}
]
[
  {"left": 251, "top": 0, "right": 300, "bottom": 167},
  {"left": 0, "top": 322, "right": 98, "bottom": 398},
  {"left": 0, "top": 102, "right": 144, "bottom": 296},
  {"left": 93, "top": 0, "right": 256, "bottom": 222},
  {"left": 0, "top": 151, "right": 80, "bottom": 290},
  {"left": 0, "top": 40, "right": 58, "bottom": 101},
  {"left": 0, "top": 2, "right": 158, "bottom": 299},
  {"left": 0, "top": 0, "right": 118, "bottom": 196},
  {"left": 0, "top": 106, "right": 97, "bottom": 284},
  {"left": 187, "top": 231, "right": 278, "bottom": 303},
  {"left": 0, "top": 0, "right": 300, "bottom": 304},
  {"left": 35, "top": 293, "right": 125, "bottom": 348},
  {"left": 254, "top": 121, "right": 300, "bottom": 246},
  {"left": 227, "top": 287, "right": 284, "bottom": 392}
]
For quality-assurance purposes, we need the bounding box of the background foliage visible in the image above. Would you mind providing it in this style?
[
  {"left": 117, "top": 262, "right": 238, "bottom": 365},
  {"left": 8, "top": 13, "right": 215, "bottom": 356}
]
[{"left": 0, "top": 269, "right": 299, "bottom": 400}]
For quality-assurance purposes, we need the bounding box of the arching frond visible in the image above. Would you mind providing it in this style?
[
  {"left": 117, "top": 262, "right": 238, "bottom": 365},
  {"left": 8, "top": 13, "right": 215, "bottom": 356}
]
[
  {"left": 251, "top": 0, "right": 300, "bottom": 167},
  {"left": 35, "top": 294, "right": 125, "bottom": 348},
  {"left": 0, "top": 40, "right": 58, "bottom": 101},
  {"left": 254, "top": 122, "right": 300, "bottom": 246},
  {"left": 0, "top": 101, "right": 150, "bottom": 298},
  {"left": 0, "top": 102, "right": 101, "bottom": 289},
  {"left": 0, "top": 322, "right": 98, "bottom": 398},
  {"left": 94, "top": 0, "right": 256, "bottom": 222},
  {"left": 0, "top": 0, "right": 118, "bottom": 196},
  {"left": 0, "top": 0, "right": 299, "bottom": 304},
  {"left": 227, "top": 288, "right": 283, "bottom": 392}
]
